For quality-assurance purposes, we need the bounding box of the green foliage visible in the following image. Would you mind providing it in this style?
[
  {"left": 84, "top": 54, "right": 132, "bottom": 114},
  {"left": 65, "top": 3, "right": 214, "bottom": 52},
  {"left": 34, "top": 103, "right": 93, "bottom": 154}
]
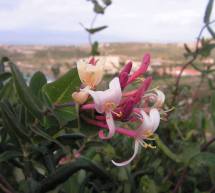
[
  {"left": 1, "top": 0, "right": 215, "bottom": 193},
  {"left": 43, "top": 68, "right": 80, "bottom": 104},
  {"left": 85, "top": 25, "right": 108, "bottom": 34}
]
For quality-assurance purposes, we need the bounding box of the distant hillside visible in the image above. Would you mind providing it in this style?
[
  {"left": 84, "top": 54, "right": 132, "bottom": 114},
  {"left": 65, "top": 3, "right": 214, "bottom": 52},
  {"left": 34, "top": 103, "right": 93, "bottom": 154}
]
[{"left": 0, "top": 42, "right": 210, "bottom": 76}]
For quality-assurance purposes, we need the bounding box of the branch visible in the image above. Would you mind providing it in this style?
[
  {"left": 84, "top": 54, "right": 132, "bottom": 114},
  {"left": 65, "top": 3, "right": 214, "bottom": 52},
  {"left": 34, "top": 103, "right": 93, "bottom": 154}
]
[
  {"left": 0, "top": 184, "right": 13, "bottom": 193},
  {"left": 35, "top": 157, "right": 111, "bottom": 193},
  {"left": 201, "top": 136, "right": 215, "bottom": 151},
  {"left": 0, "top": 174, "right": 17, "bottom": 193},
  {"left": 172, "top": 167, "right": 188, "bottom": 193}
]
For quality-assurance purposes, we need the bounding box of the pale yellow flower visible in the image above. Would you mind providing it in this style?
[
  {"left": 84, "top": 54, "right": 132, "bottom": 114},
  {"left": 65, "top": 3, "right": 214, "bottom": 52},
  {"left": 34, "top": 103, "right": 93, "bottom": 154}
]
[
  {"left": 72, "top": 91, "right": 89, "bottom": 105},
  {"left": 77, "top": 58, "right": 104, "bottom": 88}
]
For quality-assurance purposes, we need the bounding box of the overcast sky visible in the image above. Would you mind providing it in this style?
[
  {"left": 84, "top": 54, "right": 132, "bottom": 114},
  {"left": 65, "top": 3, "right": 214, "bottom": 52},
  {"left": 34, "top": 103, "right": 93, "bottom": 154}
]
[{"left": 0, "top": 0, "right": 214, "bottom": 45}]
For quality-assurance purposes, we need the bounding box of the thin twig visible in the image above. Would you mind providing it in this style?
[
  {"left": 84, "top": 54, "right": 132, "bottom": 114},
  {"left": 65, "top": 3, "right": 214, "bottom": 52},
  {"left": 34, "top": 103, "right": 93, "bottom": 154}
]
[
  {"left": 201, "top": 136, "right": 215, "bottom": 151},
  {"left": 88, "top": 13, "right": 98, "bottom": 46},
  {"left": 208, "top": 185, "right": 215, "bottom": 193},
  {"left": 0, "top": 184, "right": 13, "bottom": 193},
  {"left": 0, "top": 174, "right": 16, "bottom": 193},
  {"left": 171, "top": 20, "right": 215, "bottom": 106},
  {"left": 172, "top": 167, "right": 188, "bottom": 193}
]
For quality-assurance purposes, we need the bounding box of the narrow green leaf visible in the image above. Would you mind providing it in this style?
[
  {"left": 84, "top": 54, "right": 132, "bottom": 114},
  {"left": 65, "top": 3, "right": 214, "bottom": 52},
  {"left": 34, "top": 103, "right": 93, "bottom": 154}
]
[
  {"left": 0, "top": 72, "right": 11, "bottom": 82},
  {"left": 0, "top": 151, "right": 22, "bottom": 163},
  {"left": 30, "top": 126, "right": 65, "bottom": 151},
  {"left": 9, "top": 63, "right": 43, "bottom": 119},
  {"left": 86, "top": 26, "right": 108, "bottom": 34},
  {"left": 190, "top": 152, "right": 215, "bottom": 168},
  {"left": 0, "top": 78, "right": 15, "bottom": 101},
  {"left": 30, "top": 71, "right": 47, "bottom": 97},
  {"left": 0, "top": 102, "right": 31, "bottom": 143}
]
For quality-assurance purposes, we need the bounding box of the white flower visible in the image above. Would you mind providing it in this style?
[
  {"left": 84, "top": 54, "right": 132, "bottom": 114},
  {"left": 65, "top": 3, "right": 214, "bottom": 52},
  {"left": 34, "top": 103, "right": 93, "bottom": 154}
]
[
  {"left": 88, "top": 77, "right": 122, "bottom": 139},
  {"left": 112, "top": 108, "right": 160, "bottom": 166}
]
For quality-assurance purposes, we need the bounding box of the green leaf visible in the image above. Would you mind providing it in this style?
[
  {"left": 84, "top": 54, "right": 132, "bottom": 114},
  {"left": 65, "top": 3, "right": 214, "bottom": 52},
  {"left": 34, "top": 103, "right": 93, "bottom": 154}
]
[
  {"left": 190, "top": 152, "right": 215, "bottom": 168},
  {"left": 102, "top": 0, "right": 112, "bottom": 6},
  {"left": 53, "top": 107, "right": 77, "bottom": 126},
  {"left": 91, "top": 41, "right": 100, "bottom": 56},
  {"left": 204, "top": 0, "right": 214, "bottom": 23},
  {"left": 9, "top": 63, "right": 43, "bottom": 119},
  {"left": 179, "top": 143, "right": 200, "bottom": 165},
  {"left": 94, "top": 2, "right": 104, "bottom": 14},
  {"left": 0, "top": 151, "right": 22, "bottom": 162},
  {"left": 43, "top": 68, "right": 81, "bottom": 104},
  {"left": 86, "top": 25, "right": 108, "bottom": 34},
  {"left": 0, "top": 72, "right": 11, "bottom": 82},
  {"left": 30, "top": 126, "right": 65, "bottom": 151},
  {"left": 0, "top": 78, "right": 15, "bottom": 101},
  {"left": 0, "top": 102, "right": 31, "bottom": 143},
  {"left": 30, "top": 71, "right": 47, "bottom": 97},
  {"left": 199, "top": 43, "right": 215, "bottom": 57},
  {"left": 43, "top": 68, "right": 81, "bottom": 125}
]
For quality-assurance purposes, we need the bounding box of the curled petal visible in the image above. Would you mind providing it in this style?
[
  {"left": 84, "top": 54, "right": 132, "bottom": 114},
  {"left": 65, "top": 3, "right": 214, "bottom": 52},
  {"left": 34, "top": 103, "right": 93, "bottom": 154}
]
[
  {"left": 149, "top": 108, "right": 160, "bottom": 132},
  {"left": 99, "top": 111, "right": 116, "bottom": 139},
  {"left": 121, "top": 98, "right": 135, "bottom": 120},
  {"left": 119, "top": 72, "right": 129, "bottom": 89},
  {"left": 109, "top": 77, "right": 122, "bottom": 105},
  {"left": 127, "top": 54, "right": 150, "bottom": 85},
  {"left": 133, "top": 77, "right": 152, "bottom": 103},
  {"left": 140, "top": 110, "right": 154, "bottom": 130},
  {"left": 154, "top": 90, "right": 165, "bottom": 108},
  {"left": 112, "top": 140, "right": 140, "bottom": 166},
  {"left": 120, "top": 61, "right": 133, "bottom": 75},
  {"left": 140, "top": 108, "right": 160, "bottom": 133}
]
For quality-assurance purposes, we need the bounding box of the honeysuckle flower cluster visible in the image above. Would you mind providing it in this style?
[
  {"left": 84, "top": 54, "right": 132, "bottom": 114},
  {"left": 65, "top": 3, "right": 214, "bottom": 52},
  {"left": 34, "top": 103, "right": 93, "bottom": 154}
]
[{"left": 72, "top": 54, "right": 165, "bottom": 166}]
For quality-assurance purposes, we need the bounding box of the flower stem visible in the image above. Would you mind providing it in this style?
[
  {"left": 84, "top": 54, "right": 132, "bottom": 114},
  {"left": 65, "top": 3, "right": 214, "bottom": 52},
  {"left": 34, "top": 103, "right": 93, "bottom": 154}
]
[{"left": 81, "top": 115, "right": 137, "bottom": 138}]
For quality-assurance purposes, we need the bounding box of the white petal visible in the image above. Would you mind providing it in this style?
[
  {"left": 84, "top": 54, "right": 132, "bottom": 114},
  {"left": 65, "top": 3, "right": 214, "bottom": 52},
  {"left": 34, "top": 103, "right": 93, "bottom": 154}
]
[
  {"left": 109, "top": 77, "right": 122, "bottom": 105},
  {"left": 140, "top": 110, "right": 154, "bottom": 131},
  {"left": 155, "top": 90, "right": 165, "bottom": 107},
  {"left": 149, "top": 108, "right": 160, "bottom": 132},
  {"left": 88, "top": 77, "right": 122, "bottom": 113},
  {"left": 88, "top": 90, "right": 105, "bottom": 113},
  {"left": 112, "top": 140, "right": 140, "bottom": 167},
  {"left": 99, "top": 111, "right": 116, "bottom": 139}
]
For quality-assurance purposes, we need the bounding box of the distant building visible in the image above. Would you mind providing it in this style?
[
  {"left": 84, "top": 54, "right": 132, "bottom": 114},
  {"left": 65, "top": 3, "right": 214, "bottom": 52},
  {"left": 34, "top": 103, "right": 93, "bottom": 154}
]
[{"left": 156, "top": 66, "right": 201, "bottom": 77}]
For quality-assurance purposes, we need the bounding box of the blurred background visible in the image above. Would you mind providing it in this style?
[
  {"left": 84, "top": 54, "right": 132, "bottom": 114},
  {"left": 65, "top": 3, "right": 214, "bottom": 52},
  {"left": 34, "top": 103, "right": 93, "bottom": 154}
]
[
  {"left": 0, "top": 0, "right": 214, "bottom": 80},
  {"left": 1, "top": 1, "right": 215, "bottom": 193}
]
